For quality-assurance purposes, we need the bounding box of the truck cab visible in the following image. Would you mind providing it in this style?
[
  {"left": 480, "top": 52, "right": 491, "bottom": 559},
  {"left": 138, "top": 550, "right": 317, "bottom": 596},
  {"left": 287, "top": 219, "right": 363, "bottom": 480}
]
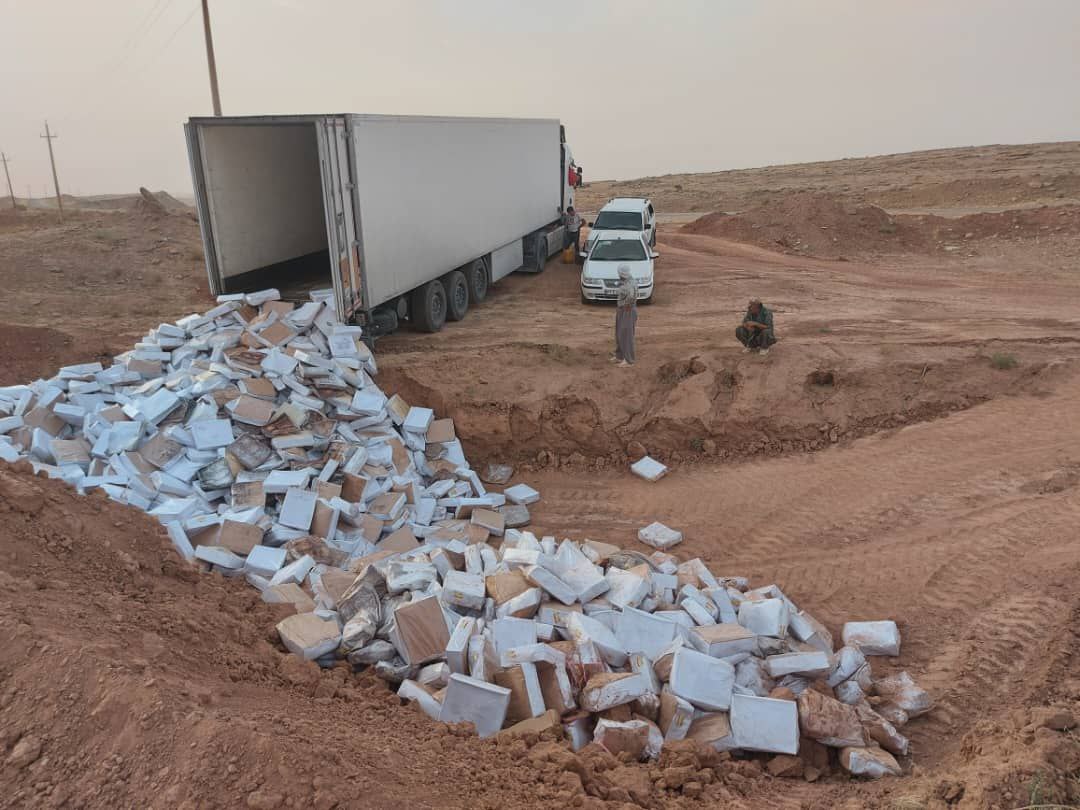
[{"left": 586, "top": 198, "right": 656, "bottom": 252}]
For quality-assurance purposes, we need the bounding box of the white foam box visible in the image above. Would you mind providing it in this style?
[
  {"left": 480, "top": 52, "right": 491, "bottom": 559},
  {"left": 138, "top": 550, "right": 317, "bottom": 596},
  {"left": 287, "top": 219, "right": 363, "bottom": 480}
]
[
  {"left": 729, "top": 693, "right": 799, "bottom": 755},
  {"left": 630, "top": 455, "right": 668, "bottom": 482},
  {"left": 439, "top": 674, "right": 511, "bottom": 737}
]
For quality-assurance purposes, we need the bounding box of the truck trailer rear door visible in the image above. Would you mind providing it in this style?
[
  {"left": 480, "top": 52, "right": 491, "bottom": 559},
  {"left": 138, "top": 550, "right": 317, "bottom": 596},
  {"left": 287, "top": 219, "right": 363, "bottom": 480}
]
[{"left": 315, "top": 117, "right": 362, "bottom": 321}]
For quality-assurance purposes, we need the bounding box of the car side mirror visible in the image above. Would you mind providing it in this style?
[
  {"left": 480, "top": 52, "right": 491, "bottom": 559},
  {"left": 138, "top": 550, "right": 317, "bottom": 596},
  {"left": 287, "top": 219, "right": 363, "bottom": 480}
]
[
  {"left": 579, "top": 251, "right": 588, "bottom": 259},
  {"left": 650, "top": 252, "right": 660, "bottom": 259},
  {"left": 587, "top": 221, "right": 593, "bottom": 227}
]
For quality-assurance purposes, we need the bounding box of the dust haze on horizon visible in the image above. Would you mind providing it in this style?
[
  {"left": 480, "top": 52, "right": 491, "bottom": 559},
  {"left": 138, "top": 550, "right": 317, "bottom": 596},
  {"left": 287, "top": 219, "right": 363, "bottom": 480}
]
[{"left": 2, "top": 0, "right": 1079, "bottom": 197}]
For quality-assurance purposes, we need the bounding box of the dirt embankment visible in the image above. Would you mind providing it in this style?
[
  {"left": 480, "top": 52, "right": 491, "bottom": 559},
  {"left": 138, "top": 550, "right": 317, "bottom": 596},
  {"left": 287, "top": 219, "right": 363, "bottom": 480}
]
[
  {"left": 0, "top": 206, "right": 212, "bottom": 383},
  {"left": 0, "top": 464, "right": 786, "bottom": 810},
  {"left": 680, "top": 193, "right": 1080, "bottom": 259},
  {"left": 381, "top": 343, "right": 1059, "bottom": 472},
  {"left": 680, "top": 193, "right": 922, "bottom": 257}
]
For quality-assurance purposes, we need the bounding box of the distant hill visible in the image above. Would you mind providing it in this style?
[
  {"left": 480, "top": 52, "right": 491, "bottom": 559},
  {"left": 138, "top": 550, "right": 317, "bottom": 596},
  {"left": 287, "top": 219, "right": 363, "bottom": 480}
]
[{"left": 575, "top": 141, "right": 1080, "bottom": 213}]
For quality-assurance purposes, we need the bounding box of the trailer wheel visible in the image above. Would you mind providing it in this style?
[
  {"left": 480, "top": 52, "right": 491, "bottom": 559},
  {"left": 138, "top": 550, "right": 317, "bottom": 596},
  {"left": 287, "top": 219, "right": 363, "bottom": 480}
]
[
  {"left": 531, "top": 234, "right": 547, "bottom": 272},
  {"left": 410, "top": 280, "right": 447, "bottom": 333},
  {"left": 443, "top": 270, "right": 469, "bottom": 322},
  {"left": 465, "top": 259, "right": 488, "bottom": 303}
]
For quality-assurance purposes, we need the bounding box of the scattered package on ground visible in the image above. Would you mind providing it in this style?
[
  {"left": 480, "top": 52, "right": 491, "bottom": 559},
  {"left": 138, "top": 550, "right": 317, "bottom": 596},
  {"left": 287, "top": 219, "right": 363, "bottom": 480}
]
[{"left": 0, "top": 289, "right": 930, "bottom": 778}]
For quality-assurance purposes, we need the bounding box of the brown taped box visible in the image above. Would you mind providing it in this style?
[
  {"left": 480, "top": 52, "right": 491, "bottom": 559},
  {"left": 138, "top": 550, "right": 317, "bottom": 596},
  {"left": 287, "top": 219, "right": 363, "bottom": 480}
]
[
  {"left": 260, "top": 321, "right": 296, "bottom": 347},
  {"left": 230, "top": 395, "right": 275, "bottom": 426},
  {"left": 231, "top": 481, "right": 265, "bottom": 510},
  {"left": 24, "top": 407, "right": 66, "bottom": 437},
  {"left": 486, "top": 570, "right": 531, "bottom": 605},
  {"left": 393, "top": 597, "right": 451, "bottom": 666},
  {"left": 347, "top": 549, "right": 397, "bottom": 575},
  {"left": 470, "top": 508, "right": 505, "bottom": 536},
  {"left": 536, "top": 664, "right": 575, "bottom": 715},
  {"left": 262, "top": 583, "right": 315, "bottom": 613},
  {"left": 51, "top": 439, "right": 91, "bottom": 466},
  {"left": 240, "top": 377, "right": 277, "bottom": 399},
  {"left": 319, "top": 568, "right": 360, "bottom": 609},
  {"left": 386, "top": 394, "right": 410, "bottom": 425},
  {"left": 387, "top": 437, "right": 411, "bottom": 475},
  {"left": 127, "top": 358, "right": 162, "bottom": 377},
  {"left": 356, "top": 513, "right": 384, "bottom": 544},
  {"left": 583, "top": 540, "right": 620, "bottom": 565},
  {"left": 687, "top": 712, "right": 732, "bottom": 746},
  {"left": 378, "top": 526, "right": 419, "bottom": 553},
  {"left": 493, "top": 666, "right": 538, "bottom": 725},
  {"left": 426, "top": 418, "right": 455, "bottom": 444},
  {"left": 466, "top": 524, "right": 490, "bottom": 545},
  {"left": 315, "top": 480, "right": 342, "bottom": 501},
  {"left": 310, "top": 501, "right": 338, "bottom": 539},
  {"left": 340, "top": 473, "right": 366, "bottom": 503},
  {"left": 497, "top": 709, "right": 561, "bottom": 740},
  {"left": 262, "top": 300, "right": 294, "bottom": 318},
  {"left": 216, "top": 520, "right": 264, "bottom": 555}
]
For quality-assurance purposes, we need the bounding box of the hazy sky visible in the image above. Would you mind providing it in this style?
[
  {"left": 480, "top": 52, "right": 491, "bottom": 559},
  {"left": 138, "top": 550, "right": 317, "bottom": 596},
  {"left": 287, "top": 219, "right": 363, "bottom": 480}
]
[{"left": 2, "top": 0, "right": 1079, "bottom": 196}]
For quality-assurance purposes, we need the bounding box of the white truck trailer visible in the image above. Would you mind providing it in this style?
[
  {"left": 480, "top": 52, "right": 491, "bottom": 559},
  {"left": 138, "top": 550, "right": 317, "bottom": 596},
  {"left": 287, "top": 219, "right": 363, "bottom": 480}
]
[{"left": 184, "top": 114, "right": 576, "bottom": 335}]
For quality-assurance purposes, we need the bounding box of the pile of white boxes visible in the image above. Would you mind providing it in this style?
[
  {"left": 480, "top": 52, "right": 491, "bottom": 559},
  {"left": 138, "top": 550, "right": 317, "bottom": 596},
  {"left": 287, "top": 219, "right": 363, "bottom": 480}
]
[{"left": 0, "top": 290, "right": 931, "bottom": 779}]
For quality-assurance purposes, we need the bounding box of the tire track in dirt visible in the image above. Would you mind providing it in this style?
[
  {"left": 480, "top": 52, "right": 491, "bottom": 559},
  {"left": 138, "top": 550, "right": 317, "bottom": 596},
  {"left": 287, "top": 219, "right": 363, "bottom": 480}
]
[{"left": 528, "top": 374, "right": 1080, "bottom": 770}]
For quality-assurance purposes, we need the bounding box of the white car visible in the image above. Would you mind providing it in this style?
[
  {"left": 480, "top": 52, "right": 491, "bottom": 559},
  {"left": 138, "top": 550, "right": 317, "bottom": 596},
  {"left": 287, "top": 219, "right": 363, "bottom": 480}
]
[
  {"left": 580, "top": 230, "right": 657, "bottom": 304},
  {"left": 585, "top": 197, "right": 657, "bottom": 253}
]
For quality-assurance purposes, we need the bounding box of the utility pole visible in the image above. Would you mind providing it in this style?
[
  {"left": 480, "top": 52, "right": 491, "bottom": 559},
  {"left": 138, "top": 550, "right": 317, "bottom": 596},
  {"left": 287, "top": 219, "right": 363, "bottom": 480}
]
[
  {"left": 0, "top": 153, "right": 14, "bottom": 210},
  {"left": 40, "top": 121, "right": 63, "bottom": 222},
  {"left": 201, "top": 0, "right": 222, "bottom": 115}
]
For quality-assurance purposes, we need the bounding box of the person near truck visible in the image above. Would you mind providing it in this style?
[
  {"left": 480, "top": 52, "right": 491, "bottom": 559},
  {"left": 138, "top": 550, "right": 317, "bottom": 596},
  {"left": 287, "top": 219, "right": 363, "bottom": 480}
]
[
  {"left": 613, "top": 265, "right": 638, "bottom": 366},
  {"left": 736, "top": 298, "right": 776, "bottom": 355},
  {"left": 563, "top": 205, "right": 583, "bottom": 259}
]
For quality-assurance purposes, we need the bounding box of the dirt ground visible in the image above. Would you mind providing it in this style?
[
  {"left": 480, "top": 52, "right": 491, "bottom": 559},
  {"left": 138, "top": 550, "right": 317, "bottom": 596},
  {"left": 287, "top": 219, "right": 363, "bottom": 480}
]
[{"left": 2, "top": 142, "right": 1080, "bottom": 809}]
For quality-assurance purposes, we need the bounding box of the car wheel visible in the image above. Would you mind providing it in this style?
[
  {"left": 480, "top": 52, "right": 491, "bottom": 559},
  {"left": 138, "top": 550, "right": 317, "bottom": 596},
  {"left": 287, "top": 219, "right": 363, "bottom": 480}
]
[
  {"left": 464, "top": 258, "right": 488, "bottom": 303},
  {"left": 410, "top": 280, "right": 447, "bottom": 332},
  {"left": 641, "top": 293, "right": 654, "bottom": 305},
  {"left": 442, "top": 270, "right": 469, "bottom": 321}
]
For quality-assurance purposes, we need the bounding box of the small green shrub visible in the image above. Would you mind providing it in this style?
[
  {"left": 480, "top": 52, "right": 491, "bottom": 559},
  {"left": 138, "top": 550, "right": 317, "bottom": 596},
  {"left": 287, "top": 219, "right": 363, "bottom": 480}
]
[{"left": 990, "top": 352, "right": 1018, "bottom": 370}]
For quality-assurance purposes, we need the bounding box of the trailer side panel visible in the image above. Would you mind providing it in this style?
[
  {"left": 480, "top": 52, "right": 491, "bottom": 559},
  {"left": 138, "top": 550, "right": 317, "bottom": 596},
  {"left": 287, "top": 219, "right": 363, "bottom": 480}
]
[{"left": 349, "top": 116, "right": 561, "bottom": 308}]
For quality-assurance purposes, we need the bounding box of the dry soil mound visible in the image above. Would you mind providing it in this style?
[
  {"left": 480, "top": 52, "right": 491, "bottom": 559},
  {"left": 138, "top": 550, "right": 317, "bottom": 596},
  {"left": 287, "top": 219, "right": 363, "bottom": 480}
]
[
  {"left": 0, "top": 464, "right": 777, "bottom": 809},
  {"left": 681, "top": 193, "right": 927, "bottom": 257},
  {"left": 901, "top": 203, "right": 1080, "bottom": 246}
]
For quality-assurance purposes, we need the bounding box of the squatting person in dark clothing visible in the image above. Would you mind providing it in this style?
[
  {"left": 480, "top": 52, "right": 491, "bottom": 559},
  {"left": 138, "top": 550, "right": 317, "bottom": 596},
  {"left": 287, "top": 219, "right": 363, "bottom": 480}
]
[{"left": 736, "top": 298, "right": 776, "bottom": 355}]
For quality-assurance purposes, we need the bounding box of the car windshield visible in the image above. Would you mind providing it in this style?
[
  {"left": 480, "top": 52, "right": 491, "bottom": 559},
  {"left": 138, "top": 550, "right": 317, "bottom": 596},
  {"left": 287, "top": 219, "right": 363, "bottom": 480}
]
[
  {"left": 593, "top": 210, "right": 643, "bottom": 230},
  {"left": 590, "top": 239, "right": 647, "bottom": 262}
]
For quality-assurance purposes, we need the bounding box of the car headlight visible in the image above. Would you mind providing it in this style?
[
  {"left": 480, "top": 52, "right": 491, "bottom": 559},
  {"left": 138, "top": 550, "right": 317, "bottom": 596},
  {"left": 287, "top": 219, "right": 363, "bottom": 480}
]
[{"left": 582, "top": 275, "right": 599, "bottom": 285}]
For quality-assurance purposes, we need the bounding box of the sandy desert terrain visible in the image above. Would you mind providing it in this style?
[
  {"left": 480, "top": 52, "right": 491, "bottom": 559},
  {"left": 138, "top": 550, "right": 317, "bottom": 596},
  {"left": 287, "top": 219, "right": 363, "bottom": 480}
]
[{"left": 1, "top": 142, "right": 1079, "bottom": 809}]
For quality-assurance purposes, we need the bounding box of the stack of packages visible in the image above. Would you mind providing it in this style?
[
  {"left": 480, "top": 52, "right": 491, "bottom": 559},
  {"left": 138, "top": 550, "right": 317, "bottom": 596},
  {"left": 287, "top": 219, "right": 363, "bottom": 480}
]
[
  {"left": 376, "top": 540, "right": 931, "bottom": 779},
  {"left": 0, "top": 289, "right": 932, "bottom": 779}
]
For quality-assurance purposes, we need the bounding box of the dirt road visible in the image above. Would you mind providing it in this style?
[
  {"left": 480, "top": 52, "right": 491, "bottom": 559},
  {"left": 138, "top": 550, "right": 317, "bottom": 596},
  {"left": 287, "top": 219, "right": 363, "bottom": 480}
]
[{"left": 1, "top": 143, "right": 1079, "bottom": 808}]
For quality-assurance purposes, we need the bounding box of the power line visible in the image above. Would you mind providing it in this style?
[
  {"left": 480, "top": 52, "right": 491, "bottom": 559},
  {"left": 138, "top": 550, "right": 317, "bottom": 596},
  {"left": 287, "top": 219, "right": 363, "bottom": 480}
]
[
  {"left": 159, "top": 5, "right": 199, "bottom": 52},
  {"left": 70, "top": 0, "right": 176, "bottom": 100},
  {"left": 132, "top": 3, "right": 199, "bottom": 73}
]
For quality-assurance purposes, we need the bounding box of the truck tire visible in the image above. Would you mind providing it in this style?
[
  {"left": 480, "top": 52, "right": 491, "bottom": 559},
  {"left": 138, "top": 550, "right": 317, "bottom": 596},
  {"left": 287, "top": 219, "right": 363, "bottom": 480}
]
[
  {"left": 443, "top": 270, "right": 469, "bottom": 321},
  {"left": 532, "top": 234, "right": 547, "bottom": 272},
  {"left": 464, "top": 259, "right": 488, "bottom": 303},
  {"left": 410, "top": 280, "right": 447, "bottom": 333}
]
